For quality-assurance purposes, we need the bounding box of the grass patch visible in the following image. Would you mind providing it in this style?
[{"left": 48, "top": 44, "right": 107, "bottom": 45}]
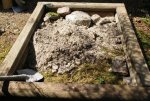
[
  {"left": 141, "top": 17, "right": 150, "bottom": 26},
  {"left": 136, "top": 30, "right": 150, "bottom": 67},
  {"left": 47, "top": 12, "right": 59, "bottom": 17},
  {"left": 101, "top": 46, "right": 125, "bottom": 58},
  {"left": 0, "top": 43, "right": 12, "bottom": 63},
  {"left": 41, "top": 59, "right": 124, "bottom": 84}
]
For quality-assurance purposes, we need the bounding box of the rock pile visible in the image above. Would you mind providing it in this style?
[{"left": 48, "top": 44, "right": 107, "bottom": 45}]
[{"left": 25, "top": 7, "right": 128, "bottom": 75}]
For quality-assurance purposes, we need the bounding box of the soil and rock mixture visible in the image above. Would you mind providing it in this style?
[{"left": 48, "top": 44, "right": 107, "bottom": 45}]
[
  {"left": 24, "top": 9, "right": 127, "bottom": 84},
  {"left": 0, "top": 10, "right": 30, "bottom": 63},
  {"left": 0, "top": 0, "right": 149, "bottom": 84}
]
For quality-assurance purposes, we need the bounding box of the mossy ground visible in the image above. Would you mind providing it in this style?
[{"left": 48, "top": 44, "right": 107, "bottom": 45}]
[
  {"left": 134, "top": 16, "right": 150, "bottom": 68},
  {"left": 41, "top": 59, "right": 124, "bottom": 84},
  {"left": 0, "top": 37, "right": 12, "bottom": 63},
  {"left": 141, "top": 17, "right": 150, "bottom": 26},
  {"left": 136, "top": 30, "right": 150, "bottom": 67}
]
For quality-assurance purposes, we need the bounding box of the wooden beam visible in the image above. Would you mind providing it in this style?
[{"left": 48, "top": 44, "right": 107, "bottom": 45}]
[
  {"left": 2, "top": 0, "right": 12, "bottom": 9},
  {"left": 44, "top": 2, "right": 124, "bottom": 11},
  {"left": 0, "top": 81, "right": 150, "bottom": 100},
  {"left": 116, "top": 6, "right": 150, "bottom": 86}
]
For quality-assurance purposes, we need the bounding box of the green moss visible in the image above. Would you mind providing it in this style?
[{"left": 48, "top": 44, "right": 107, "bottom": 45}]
[
  {"left": 136, "top": 30, "right": 150, "bottom": 67},
  {"left": 141, "top": 17, "right": 150, "bottom": 26},
  {"left": 41, "top": 59, "right": 123, "bottom": 84},
  {"left": 0, "top": 44, "right": 11, "bottom": 63},
  {"left": 47, "top": 12, "right": 59, "bottom": 17}
]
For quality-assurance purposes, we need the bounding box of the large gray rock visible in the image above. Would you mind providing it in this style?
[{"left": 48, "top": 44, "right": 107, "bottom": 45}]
[{"left": 65, "top": 11, "right": 91, "bottom": 27}]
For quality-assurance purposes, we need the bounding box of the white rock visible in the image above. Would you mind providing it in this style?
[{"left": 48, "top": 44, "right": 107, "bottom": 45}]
[
  {"left": 108, "top": 68, "right": 112, "bottom": 72},
  {"left": 57, "top": 7, "right": 70, "bottom": 16},
  {"left": 115, "top": 14, "right": 119, "bottom": 23},
  {"left": 66, "top": 63, "right": 71, "bottom": 67},
  {"left": 0, "top": 28, "right": 5, "bottom": 32},
  {"left": 52, "top": 65, "right": 59, "bottom": 70},
  {"left": 43, "top": 16, "right": 50, "bottom": 22},
  {"left": 65, "top": 11, "right": 91, "bottom": 27},
  {"left": 75, "top": 59, "right": 81, "bottom": 65},
  {"left": 40, "top": 22, "right": 45, "bottom": 28},
  {"left": 91, "top": 14, "right": 101, "bottom": 23},
  {"left": 13, "top": 29, "right": 20, "bottom": 34},
  {"left": 52, "top": 69, "right": 57, "bottom": 73},
  {"left": 58, "top": 68, "right": 65, "bottom": 74}
]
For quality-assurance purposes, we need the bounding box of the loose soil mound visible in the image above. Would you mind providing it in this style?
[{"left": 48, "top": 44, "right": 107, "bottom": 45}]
[{"left": 24, "top": 12, "right": 125, "bottom": 84}]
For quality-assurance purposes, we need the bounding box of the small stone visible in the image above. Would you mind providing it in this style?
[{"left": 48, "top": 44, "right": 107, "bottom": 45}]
[
  {"left": 115, "top": 36, "right": 122, "bottom": 44},
  {"left": 108, "top": 68, "right": 112, "bottom": 72},
  {"left": 40, "top": 22, "right": 45, "bottom": 28},
  {"left": 115, "top": 14, "right": 119, "bottom": 23},
  {"left": 45, "top": 21, "right": 49, "bottom": 26},
  {"left": 0, "top": 28, "right": 5, "bottom": 32},
  {"left": 70, "top": 64, "right": 75, "bottom": 69},
  {"left": 66, "top": 63, "right": 71, "bottom": 67},
  {"left": 58, "top": 67, "right": 65, "bottom": 74},
  {"left": 111, "top": 56, "right": 129, "bottom": 76},
  {"left": 13, "top": 29, "right": 20, "bottom": 34},
  {"left": 123, "top": 77, "right": 132, "bottom": 85},
  {"left": 66, "top": 64, "right": 75, "bottom": 72},
  {"left": 65, "top": 11, "right": 91, "bottom": 27},
  {"left": 47, "top": 63, "right": 52, "bottom": 68},
  {"left": 57, "top": 7, "right": 71, "bottom": 16},
  {"left": 52, "top": 69, "right": 57, "bottom": 73},
  {"left": 43, "top": 16, "right": 50, "bottom": 22},
  {"left": 91, "top": 14, "right": 101, "bottom": 23},
  {"left": 75, "top": 59, "right": 81, "bottom": 65},
  {"left": 52, "top": 65, "right": 59, "bottom": 70}
]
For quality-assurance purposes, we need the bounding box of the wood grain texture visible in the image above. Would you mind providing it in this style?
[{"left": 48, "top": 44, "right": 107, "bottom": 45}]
[
  {"left": 116, "top": 6, "right": 150, "bottom": 86},
  {"left": 0, "top": 81, "right": 149, "bottom": 100}
]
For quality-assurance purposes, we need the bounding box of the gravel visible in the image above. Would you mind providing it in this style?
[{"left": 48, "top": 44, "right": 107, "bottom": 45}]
[{"left": 25, "top": 11, "right": 125, "bottom": 74}]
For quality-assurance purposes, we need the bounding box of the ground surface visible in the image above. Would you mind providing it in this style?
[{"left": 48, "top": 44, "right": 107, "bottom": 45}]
[
  {"left": 0, "top": 10, "right": 30, "bottom": 63},
  {"left": 0, "top": 0, "right": 149, "bottom": 70}
]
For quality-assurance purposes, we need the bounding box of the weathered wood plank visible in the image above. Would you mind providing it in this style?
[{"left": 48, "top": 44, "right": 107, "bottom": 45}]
[
  {"left": 0, "top": 81, "right": 149, "bottom": 100},
  {"left": 116, "top": 6, "right": 150, "bottom": 86},
  {"left": 0, "top": 2, "right": 44, "bottom": 75},
  {"left": 44, "top": 2, "right": 124, "bottom": 11}
]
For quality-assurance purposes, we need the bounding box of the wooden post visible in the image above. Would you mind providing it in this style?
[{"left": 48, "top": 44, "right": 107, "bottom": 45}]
[{"left": 2, "top": 0, "right": 12, "bottom": 9}]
